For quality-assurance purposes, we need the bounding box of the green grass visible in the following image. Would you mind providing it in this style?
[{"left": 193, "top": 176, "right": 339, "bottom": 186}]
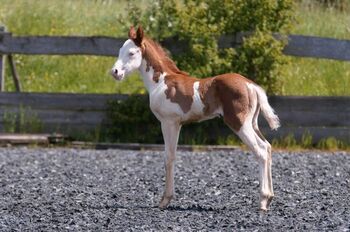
[
  {"left": 0, "top": 0, "right": 349, "bottom": 95},
  {"left": 5, "top": 55, "right": 145, "bottom": 94},
  {"left": 292, "top": 0, "right": 350, "bottom": 40},
  {"left": 280, "top": 57, "right": 350, "bottom": 95}
]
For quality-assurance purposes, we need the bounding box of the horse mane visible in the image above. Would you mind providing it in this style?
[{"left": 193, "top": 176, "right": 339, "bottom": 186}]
[{"left": 142, "top": 37, "right": 188, "bottom": 82}]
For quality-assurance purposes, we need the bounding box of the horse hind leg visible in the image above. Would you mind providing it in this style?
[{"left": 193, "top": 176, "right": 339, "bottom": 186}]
[
  {"left": 223, "top": 107, "right": 274, "bottom": 211},
  {"left": 235, "top": 121, "right": 274, "bottom": 211},
  {"left": 252, "top": 105, "right": 274, "bottom": 208}
]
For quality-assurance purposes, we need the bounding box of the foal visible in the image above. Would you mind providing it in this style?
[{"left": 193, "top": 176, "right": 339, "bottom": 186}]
[{"left": 111, "top": 26, "right": 280, "bottom": 211}]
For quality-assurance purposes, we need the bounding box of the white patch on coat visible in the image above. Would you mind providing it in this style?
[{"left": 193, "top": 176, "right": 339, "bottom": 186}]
[
  {"left": 247, "top": 83, "right": 280, "bottom": 130},
  {"left": 148, "top": 72, "right": 185, "bottom": 122}
]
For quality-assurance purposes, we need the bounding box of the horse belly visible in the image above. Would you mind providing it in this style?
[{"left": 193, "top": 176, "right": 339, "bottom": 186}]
[{"left": 150, "top": 80, "right": 222, "bottom": 123}]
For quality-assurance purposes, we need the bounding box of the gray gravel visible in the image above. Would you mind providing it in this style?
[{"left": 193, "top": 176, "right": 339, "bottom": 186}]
[{"left": 0, "top": 147, "right": 349, "bottom": 231}]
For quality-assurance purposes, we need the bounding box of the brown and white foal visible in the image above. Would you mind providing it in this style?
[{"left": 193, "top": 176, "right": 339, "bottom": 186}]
[{"left": 111, "top": 26, "right": 280, "bottom": 211}]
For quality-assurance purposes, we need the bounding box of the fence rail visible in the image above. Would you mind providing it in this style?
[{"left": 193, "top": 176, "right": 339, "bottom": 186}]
[
  {"left": 1, "top": 31, "right": 350, "bottom": 60},
  {"left": 0, "top": 92, "right": 349, "bottom": 143}
]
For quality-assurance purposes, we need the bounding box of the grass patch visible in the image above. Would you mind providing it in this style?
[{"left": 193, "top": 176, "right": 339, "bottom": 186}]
[
  {"left": 3, "top": 105, "right": 42, "bottom": 133},
  {"left": 4, "top": 55, "right": 145, "bottom": 93},
  {"left": 279, "top": 57, "right": 350, "bottom": 95},
  {"left": 272, "top": 133, "right": 350, "bottom": 151},
  {"left": 292, "top": 0, "right": 350, "bottom": 40},
  {"left": 0, "top": 0, "right": 129, "bottom": 36}
]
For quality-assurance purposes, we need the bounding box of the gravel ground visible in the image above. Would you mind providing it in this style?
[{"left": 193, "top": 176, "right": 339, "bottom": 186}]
[{"left": 0, "top": 147, "right": 349, "bottom": 231}]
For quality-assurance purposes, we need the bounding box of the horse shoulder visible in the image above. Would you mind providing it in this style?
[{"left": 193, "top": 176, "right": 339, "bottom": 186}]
[{"left": 163, "top": 74, "right": 197, "bottom": 114}]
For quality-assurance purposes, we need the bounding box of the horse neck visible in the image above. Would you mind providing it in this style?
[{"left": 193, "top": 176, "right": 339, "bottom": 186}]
[{"left": 138, "top": 59, "right": 161, "bottom": 93}]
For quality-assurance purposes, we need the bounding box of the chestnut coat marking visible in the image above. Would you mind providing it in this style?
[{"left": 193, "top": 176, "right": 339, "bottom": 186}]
[{"left": 141, "top": 37, "right": 254, "bottom": 130}]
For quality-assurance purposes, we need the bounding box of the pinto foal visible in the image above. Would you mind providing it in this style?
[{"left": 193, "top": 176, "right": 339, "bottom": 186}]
[{"left": 111, "top": 26, "right": 280, "bottom": 211}]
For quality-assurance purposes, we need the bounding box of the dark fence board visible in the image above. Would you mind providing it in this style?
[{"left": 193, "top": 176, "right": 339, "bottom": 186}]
[
  {"left": 261, "top": 127, "right": 350, "bottom": 142},
  {"left": 0, "top": 92, "right": 128, "bottom": 110},
  {"left": 283, "top": 35, "right": 350, "bottom": 61},
  {"left": 269, "top": 96, "right": 350, "bottom": 111},
  {"left": 1, "top": 32, "right": 350, "bottom": 60},
  {"left": 0, "top": 33, "right": 124, "bottom": 56},
  {"left": 259, "top": 111, "right": 350, "bottom": 127},
  {"left": 0, "top": 93, "right": 349, "bottom": 142},
  {"left": 0, "top": 110, "right": 106, "bottom": 124}
]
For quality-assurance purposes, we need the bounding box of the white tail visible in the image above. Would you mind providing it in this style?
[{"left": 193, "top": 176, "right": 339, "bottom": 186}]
[{"left": 254, "top": 85, "right": 280, "bottom": 130}]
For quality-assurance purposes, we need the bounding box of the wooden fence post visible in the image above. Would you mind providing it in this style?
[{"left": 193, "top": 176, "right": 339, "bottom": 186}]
[
  {"left": 0, "top": 26, "right": 5, "bottom": 92},
  {"left": 8, "top": 55, "right": 21, "bottom": 92}
]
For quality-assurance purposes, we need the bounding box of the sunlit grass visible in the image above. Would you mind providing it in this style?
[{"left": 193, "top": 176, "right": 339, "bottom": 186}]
[
  {"left": 0, "top": 0, "right": 129, "bottom": 36},
  {"left": 292, "top": 0, "right": 350, "bottom": 40},
  {"left": 4, "top": 55, "right": 145, "bottom": 93},
  {"left": 279, "top": 57, "right": 350, "bottom": 96}
]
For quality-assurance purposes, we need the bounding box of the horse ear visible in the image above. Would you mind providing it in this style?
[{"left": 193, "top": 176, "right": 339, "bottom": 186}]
[
  {"left": 134, "top": 25, "right": 144, "bottom": 46},
  {"left": 128, "top": 26, "right": 136, "bottom": 40}
]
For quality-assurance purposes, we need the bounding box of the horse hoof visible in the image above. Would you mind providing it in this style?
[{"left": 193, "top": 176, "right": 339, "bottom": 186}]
[
  {"left": 159, "top": 195, "right": 173, "bottom": 209},
  {"left": 266, "top": 194, "right": 274, "bottom": 208},
  {"left": 260, "top": 194, "right": 274, "bottom": 211}
]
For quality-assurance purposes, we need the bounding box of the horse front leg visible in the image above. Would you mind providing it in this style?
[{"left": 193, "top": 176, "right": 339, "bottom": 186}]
[{"left": 159, "top": 120, "right": 181, "bottom": 209}]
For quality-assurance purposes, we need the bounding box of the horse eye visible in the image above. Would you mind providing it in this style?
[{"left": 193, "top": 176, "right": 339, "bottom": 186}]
[{"left": 129, "top": 52, "right": 135, "bottom": 56}]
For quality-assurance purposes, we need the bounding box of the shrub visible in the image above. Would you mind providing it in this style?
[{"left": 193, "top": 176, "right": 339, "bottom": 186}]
[
  {"left": 119, "top": 0, "right": 295, "bottom": 94},
  {"left": 105, "top": 95, "right": 162, "bottom": 143}
]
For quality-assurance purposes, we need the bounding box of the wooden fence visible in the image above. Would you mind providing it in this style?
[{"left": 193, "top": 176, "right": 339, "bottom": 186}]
[
  {"left": 1, "top": 28, "right": 350, "bottom": 91},
  {"left": 0, "top": 27, "right": 349, "bottom": 142},
  {"left": 0, "top": 92, "right": 348, "bottom": 143}
]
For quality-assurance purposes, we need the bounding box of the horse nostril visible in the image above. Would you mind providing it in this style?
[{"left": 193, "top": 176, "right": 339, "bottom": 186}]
[{"left": 114, "top": 69, "right": 118, "bottom": 74}]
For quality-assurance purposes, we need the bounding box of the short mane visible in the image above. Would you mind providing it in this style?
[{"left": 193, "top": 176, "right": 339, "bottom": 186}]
[{"left": 142, "top": 37, "right": 188, "bottom": 82}]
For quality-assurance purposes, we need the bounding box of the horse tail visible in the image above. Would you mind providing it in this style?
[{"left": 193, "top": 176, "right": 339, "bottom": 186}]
[{"left": 253, "top": 85, "right": 280, "bottom": 130}]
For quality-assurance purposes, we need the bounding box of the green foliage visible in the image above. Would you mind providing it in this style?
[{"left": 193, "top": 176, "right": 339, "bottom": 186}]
[
  {"left": 120, "top": 0, "right": 295, "bottom": 94},
  {"left": 271, "top": 132, "right": 349, "bottom": 150},
  {"left": 316, "top": 137, "right": 346, "bottom": 150},
  {"left": 3, "top": 105, "right": 42, "bottom": 133},
  {"left": 300, "top": 130, "right": 313, "bottom": 149},
  {"left": 272, "top": 133, "right": 298, "bottom": 149},
  {"left": 217, "top": 135, "right": 241, "bottom": 146},
  {"left": 105, "top": 95, "right": 162, "bottom": 143},
  {"left": 234, "top": 31, "right": 287, "bottom": 93}
]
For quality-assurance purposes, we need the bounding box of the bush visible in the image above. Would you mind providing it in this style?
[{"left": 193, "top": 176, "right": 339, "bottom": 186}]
[
  {"left": 119, "top": 0, "right": 295, "bottom": 94},
  {"left": 105, "top": 95, "right": 162, "bottom": 143}
]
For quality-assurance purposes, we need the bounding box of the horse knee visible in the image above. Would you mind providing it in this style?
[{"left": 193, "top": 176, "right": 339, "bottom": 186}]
[
  {"left": 165, "top": 154, "right": 175, "bottom": 165},
  {"left": 255, "top": 148, "right": 269, "bottom": 163}
]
